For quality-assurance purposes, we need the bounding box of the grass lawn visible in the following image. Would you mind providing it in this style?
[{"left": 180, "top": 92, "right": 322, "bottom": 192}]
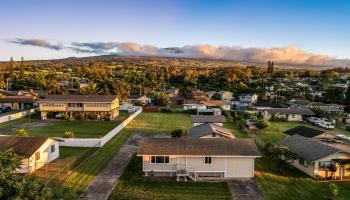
[
  {"left": 255, "top": 155, "right": 350, "bottom": 200},
  {"left": 0, "top": 113, "right": 40, "bottom": 128},
  {"left": 109, "top": 156, "right": 232, "bottom": 200},
  {"left": 62, "top": 112, "right": 193, "bottom": 195},
  {"left": 256, "top": 121, "right": 306, "bottom": 143}
]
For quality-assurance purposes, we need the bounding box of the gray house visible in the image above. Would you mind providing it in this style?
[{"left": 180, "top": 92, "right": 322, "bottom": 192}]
[
  {"left": 275, "top": 135, "right": 350, "bottom": 180},
  {"left": 188, "top": 123, "right": 234, "bottom": 138},
  {"left": 191, "top": 115, "right": 226, "bottom": 127}
]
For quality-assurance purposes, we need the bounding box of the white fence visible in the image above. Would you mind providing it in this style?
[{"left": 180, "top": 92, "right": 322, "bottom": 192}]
[
  {"left": 0, "top": 109, "right": 35, "bottom": 123},
  {"left": 57, "top": 107, "right": 142, "bottom": 147}
]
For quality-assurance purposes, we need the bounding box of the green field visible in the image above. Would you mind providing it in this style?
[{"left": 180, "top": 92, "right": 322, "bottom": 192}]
[
  {"left": 0, "top": 113, "right": 40, "bottom": 128},
  {"left": 109, "top": 156, "right": 232, "bottom": 200},
  {"left": 256, "top": 121, "right": 305, "bottom": 143}
]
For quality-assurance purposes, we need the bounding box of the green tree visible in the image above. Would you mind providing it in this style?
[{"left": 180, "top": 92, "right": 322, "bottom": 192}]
[
  {"left": 15, "top": 128, "right": 29, "bottom": 136},
  {"left": 19, "top": 57, "right": 25, "bottom": 79},
  {"left": 264, "top": 144, "right": 298, "bottom": 172},
  {"left": 80, "top": 82, "right": 100, "bottom": 95},
  {"left": 0, "top": 149, "right": 52, "bottom": 199},
  {"left": 153, "top": 92, "right": 169, "bottom": 106},
  {"left": 345, "top": 87, "right": 350, "bottom": 112},
  {"left": 0, "top": 75, "right": 5, "bottom": 89},
  {"left": 171, "top": 128, "right": 183, "bottom": 138},
  {"left": 9, "top": 57, "right": 15, "bottom": 79},
  {"left": 256, "top": 119, "right": 270, "bottom": 129}
]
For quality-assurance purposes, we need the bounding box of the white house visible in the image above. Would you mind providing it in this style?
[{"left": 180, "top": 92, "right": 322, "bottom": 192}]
[
  {"left": 183, "top": 103, "right": 207, "bottom": 111},
  {"left": 219, "top": 91, "right": 233, "bottom": 101},
  {"left": 262, "top": 108, "right": 315, "bottom": 121},
  {"left": 127, "top": 95, "right": 152, "bottom": 105},
  {"left": 138, "top": 138, "right": 260, "bottom": 181},
  {"left": 275, "top": 135, "right": 350, "bottom": 180},
  {"left": 0, "top": 136, "right": 59, "bottom": 174}
]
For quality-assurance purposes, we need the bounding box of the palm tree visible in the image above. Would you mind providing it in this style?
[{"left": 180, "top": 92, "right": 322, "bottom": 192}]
[{"left": 80, "top": 82, "right": 100, "bottom": 95}]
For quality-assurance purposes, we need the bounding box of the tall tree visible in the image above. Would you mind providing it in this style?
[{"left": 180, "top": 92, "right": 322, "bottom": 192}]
[
  {"left": 19, "top": 57, "right": 25, "bottom": 79},
  {"left": 9, "top": 57, "right": 15, "bottom": 79}
]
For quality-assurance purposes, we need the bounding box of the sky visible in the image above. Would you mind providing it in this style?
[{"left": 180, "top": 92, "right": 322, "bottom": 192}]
[{"left": 1, "top": 0, "right": 350, "bottom": 65}]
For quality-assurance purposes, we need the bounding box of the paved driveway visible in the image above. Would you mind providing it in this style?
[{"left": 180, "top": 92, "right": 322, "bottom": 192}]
[
  {"left": 80, "top": 134, "right": 142, "bottom": 200},
  {"left": 227, "top": 179, "right": 264, "bottom": 200}
]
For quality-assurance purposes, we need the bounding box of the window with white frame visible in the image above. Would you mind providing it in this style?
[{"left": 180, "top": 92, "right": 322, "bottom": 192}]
[
  {"left": 150, "top": 156, "right": 169, "bottom": 164},
  {"left": 204, "top": 157, "right": 212, "bottom": 164}
]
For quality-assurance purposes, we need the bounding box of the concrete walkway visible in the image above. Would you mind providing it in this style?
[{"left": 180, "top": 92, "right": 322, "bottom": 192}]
[
  {"left": 80, "top": 134, "right": 142, "bottom": 200},
  {"left": 228, "top": 179, "right": 264, "bottom": 200}
]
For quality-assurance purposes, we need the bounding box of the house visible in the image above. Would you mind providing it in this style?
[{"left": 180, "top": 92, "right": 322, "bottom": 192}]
[
  {"left": 197, "top": 108, "right": 221, "bottom": 116},
  {"left": 0, "top": 136, "right": 59, "bottom": 174},
  {"left": 238, "top": 93, "right": 258, "bottom": 105},
  {"left": 283, "top": 126, "right": 334, "bottom": 139},
  {"left": 38, "top": 95, "right": 119, "bottom": 120},
  {"left": 127, "top": 95, "right": 152, "bottom": 105},
  {"left": 200, "top": 100, "right": 231, "bottom": 111},
  {"left": 165, "top": 88, "right": 179, "bottom": 97},
  {"left": 219, "top": 91, "right": 233, "bottom": 101},
  {"left": 188, "top": 123, "right": 235, "bottom": 138},
  {"left": 191, "top": 115, "right": 226, "bottom": 127},
  {"left": 309, "top": 102, "right": 344, "bottom": 115},
  {"left": 262, "top": 108, "right": 314, "bottom": 121},
  {"left": 275, "top": 135, "right": 350, "bottom": 180},
  {"left": 288, "top": 99, "right": 311, "bottom": 109},
  {"left": 183, "top": 103, "right": 207, "bottom": 111},
  {"left": 138, "top": 138, "right": 260, "bottom": 181},
  {"left": 0, "top": 96, "right": 38, "bottom": 109}
]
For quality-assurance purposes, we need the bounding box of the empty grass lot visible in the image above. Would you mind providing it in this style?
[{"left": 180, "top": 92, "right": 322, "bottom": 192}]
[
  {"left": 62, "top": 112, "right": 193, "bottom": 195},
  {"left": 109, "top": 156, "right": 232, "bottom": 200},
  {"left": 256, "top": 121, "right": 305, "bottom": 143}
]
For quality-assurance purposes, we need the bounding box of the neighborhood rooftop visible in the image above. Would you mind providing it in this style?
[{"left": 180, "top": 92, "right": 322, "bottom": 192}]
[
  {"left": 0, "top": 96, "right": 38, "bottom": 103},
  {"left": 39, "top": 95, "right": 118, "bottom": 103},
  {"left": 191, "top": 115, "right": 226, "bottom": 123},
  {"left": 265, "top": 108, "right": 315, "bottom": 115},
  {"left": 138, "top": 138, "right": 260, "bottom": 156},
  {"left": 188, "top": 123, "right": 233, "bottom": 138},
  {"left": 275, "top": 135, "right": 341, "bottom": 162},
  {"left": 0, "top": 136, "right": 49, "bottom": 158},
  {"left": 283, "top": 125, "right": 326, "bottom": 138}
]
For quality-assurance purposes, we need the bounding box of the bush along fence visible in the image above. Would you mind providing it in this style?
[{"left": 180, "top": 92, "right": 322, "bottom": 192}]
[{"left": 56, "top": 107, "right": 142, "bottom": 148}]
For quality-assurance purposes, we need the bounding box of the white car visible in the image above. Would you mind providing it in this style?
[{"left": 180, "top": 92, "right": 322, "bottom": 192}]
[{"left": 318, "top": 121, "right": 334, "bottom": 130}]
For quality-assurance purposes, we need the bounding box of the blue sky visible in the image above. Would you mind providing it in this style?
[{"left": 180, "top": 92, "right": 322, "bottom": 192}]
[{"left": 1, "top": 0, "right": 350, "bottom": 62}]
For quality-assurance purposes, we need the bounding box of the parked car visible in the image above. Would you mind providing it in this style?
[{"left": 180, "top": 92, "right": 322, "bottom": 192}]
[
  {"left": 0, "top": 106, "right": 11, "bottom": 113},
  {"left": 318, "top": 121, "right": 334, "bottom": 130}
]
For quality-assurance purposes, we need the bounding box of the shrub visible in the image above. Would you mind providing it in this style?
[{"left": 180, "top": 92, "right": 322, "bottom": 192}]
[
  {"left": 256, "top": 119, "right": 270, "bottom": 129},
  {"left": 171, "top": 128, "right": 183, "bottom": 138},
  {"left": 160, "top": 108, "right": 172, "bottom": 113},
  {"left": 63, "top": 131, "right": 75, "bottom": 138},
  {"left": 15, "top": 128, "right": 29, "bottom": 137}
]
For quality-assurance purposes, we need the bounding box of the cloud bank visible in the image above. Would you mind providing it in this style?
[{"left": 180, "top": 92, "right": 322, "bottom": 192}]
[
  {"left": 8, "top": 38, "right": 348, "bottom": 66},
  {"left": 9, "top": 38, "right": 63, "bottom": 50}
]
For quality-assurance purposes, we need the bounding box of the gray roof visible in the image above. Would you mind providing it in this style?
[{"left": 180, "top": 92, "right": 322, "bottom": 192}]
[
  {"left": 188, "top": 123, "right": 234, "bottom": 138},
  {"left": 0, "top": 136, "right": 49, "bottom": 158},
  {"left": 275, "top": 135, "right": 341, "bottom": 162},
  {"left": 191, "top": 115, "right": 226, "bottom": 123},
  {"left": 138, "top": 138, "right": 260, "bottom": 156},
  {"left": 265, "top": 108, "right": 314, "bottom": 115}
]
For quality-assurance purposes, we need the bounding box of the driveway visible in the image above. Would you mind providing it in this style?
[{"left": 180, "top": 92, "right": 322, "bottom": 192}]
[{"left": 227, "top": 179, "right": 264, "bottom": 200}]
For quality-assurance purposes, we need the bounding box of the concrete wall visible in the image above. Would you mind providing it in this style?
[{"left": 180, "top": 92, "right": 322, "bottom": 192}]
[
  {"left": 0, "top": 109, "right": 35, "bottom": 123},
  {"left": 56, "top": 107, "right": 142, "bottom": 147}
]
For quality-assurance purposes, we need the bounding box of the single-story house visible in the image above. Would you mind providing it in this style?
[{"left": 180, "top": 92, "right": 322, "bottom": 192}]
[
  {"left": 188, "top": 123, "right": 235, "bottom": 138},
  {"left": 138, "top": 138, "right": 260, "bottom": 181},
  {"left": 283, "top": 126, "right": 334, "bottom": 139},
  {"left": 183, "top": 103, "right": 207, "bottom": 111},
  {"left": 191, "top": 115, "right": 226, "bottom": 127},
  {"left": 0, "top": 96, "right": 38, "bottom": 109},
  {"left": 275, "top": 135, "right": 350, "bottom": 180},
  {"left": 219, "top": 91, "right": 233, "bottom": 101},
  {"left": 200, "top": 100, "right": 231, "bottom": 111},
  {"left": 0, "top": 136, "right": 59, "bottom": 174},
  {"left": 127, "top": 95, "right": 152, "bottom": 105},
  {"left": 197, "top": 108, "right": 221, "bottom": 116},
  {"left": 262, "top": 108, "right": 314, "bottom": 121}
]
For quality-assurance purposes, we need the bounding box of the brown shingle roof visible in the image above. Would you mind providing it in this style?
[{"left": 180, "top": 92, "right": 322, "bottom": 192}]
[
  {"left": 0, "top": 96, "right": 38, "bottom": 103},
  {"left": 39, "top": 95, "right": 118, "bottom": 103},
  {"left": 191, "top": 115, "right": 226, "bottom": 123},
  {"left": 0, "top": 136, "right": 49, "bottom": 158},
  {"left": 138, "top": 138, "right": 260, "bottom": 156}
]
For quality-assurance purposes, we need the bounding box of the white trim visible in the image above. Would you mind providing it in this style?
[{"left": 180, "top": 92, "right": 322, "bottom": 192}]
[
  {"left": 138, "top": 154, "right": 260, "bottom": 158},
  {"left": 203, "top": 156, "right": 212, "bottom": 165},
  {"left": 149, "top": 156, "right": 170, "bottom": 165}
]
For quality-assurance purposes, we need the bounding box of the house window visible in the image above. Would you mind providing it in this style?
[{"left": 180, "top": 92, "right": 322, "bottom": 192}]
[
  {"left": 35, "top": 152, "right": 40, "bottom": 161},
  {"left": 51, "top": 145, "right": 55, "bottom": 153},
  {"left": 150, "top": 156, "right": 169, "bottom": 164},
  {"left": 204, "top": 157, "right": 212, "bottom": 164},
  {"left": 299, "top": 158, "right": 308, "bottom": 167},
  {"left": 319, "top": 161, "right": 331, "bottom": 170}
]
